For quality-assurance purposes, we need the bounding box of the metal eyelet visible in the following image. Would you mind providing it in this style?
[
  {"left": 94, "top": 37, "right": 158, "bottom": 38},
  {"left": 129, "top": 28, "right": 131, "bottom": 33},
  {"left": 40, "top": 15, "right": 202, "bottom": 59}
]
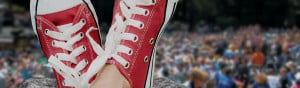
[
  {"left": 78, "top": 72, "right": 81, "bottom": 76},
  {"left": 85, "top": 59, "right": 88, "bottom": 64},
  {"left": 139, "top": 23, "right": 144, "bottom": 29},
  {"left": 149, "top": 38, "right": 154, "bottom": 45},
  {"left": 71, "top": 74, "right": 75, "bottom": 78},
  {"left": 128, "top": 49, "right": 133, "bottom": 55},
  {"left": 144, "top": 56, "right": 149, "bottom": 63},
  {"left": 144, "top": 10, "right": 150, "bottom": 16},
  {"left": 152, "top": 0, "right": 157, "bottom": 4},
  {"left": 133, "top": 36, "right": 138, "bottom": 42},
  {"left": 80, "top": 32, "right": 84, "bottom": 38},
  {"left": 123, "top": 17, "right": 127, "bottom": 21},
  {"left": 44, "top": 29, "right": 49, "bottom": 34},
  {"left": 55, "top": 55, "right": 59, "bottom": 58},
  {"left": 83, "top": 46, "right": 86, "bottom": 51},
  {"left": 59, "top": 69, "right": 63, "bottom": 73},
  {"left": 52, "top": 41, "right": 55, "bottom": 46},
  {"left": 124, "top": 63, "right": 130, "bottom": 69},
  {"left": 81, "top": 19, "right": 86, "bottom": 24}
]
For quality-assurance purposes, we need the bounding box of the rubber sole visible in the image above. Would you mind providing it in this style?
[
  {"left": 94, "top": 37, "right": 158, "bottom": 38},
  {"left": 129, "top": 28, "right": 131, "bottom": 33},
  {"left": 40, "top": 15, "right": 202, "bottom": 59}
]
[{"left": 145, "top": 0, "right": 178, "bottom": 88}]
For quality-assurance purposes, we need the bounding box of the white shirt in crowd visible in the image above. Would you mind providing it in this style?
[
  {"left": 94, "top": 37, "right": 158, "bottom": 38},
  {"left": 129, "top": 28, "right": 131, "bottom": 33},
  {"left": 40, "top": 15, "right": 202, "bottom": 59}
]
[{"left": 267, "top": 75, "right": 280, "bottom": 88}]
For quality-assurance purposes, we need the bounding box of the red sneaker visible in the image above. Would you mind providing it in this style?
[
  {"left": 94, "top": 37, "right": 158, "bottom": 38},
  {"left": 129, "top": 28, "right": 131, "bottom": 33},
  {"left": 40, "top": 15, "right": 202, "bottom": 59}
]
[
  {"left": 104, "top": 0, "right": 178, "bottom": 88},
  {"left": 30, "top": 0, "right": 103, "bottom": 87}
]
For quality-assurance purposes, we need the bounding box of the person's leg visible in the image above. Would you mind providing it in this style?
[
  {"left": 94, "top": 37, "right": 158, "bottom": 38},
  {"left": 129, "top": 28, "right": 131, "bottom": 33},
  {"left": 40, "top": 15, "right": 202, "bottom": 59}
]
[{"left": 91, "top": 64, "right": 130, "bottom": 88}]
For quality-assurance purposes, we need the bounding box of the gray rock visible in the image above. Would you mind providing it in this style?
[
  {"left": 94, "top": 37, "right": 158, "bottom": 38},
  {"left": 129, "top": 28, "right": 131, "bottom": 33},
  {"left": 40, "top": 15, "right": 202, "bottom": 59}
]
[
  {"left": 17, "top": 77, "right": 187, "bottom": 88},
  {"left": 152, "top": 77, "right": 187, "bottom": 88},
  {"left": 17, "top": 78, "right": 57, "bottom": 88}
]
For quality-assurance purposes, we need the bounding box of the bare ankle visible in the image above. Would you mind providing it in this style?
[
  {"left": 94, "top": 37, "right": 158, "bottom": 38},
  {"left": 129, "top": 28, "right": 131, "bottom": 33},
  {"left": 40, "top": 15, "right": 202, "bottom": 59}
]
[{"left": 91, "top": 64, "right": 130, "bottom": 88}]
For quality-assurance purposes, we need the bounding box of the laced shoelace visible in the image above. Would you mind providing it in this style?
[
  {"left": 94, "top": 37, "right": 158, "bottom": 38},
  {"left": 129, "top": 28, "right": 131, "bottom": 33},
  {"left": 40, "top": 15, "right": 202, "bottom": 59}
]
[
  {"left": 103, "top": 0, "right": 156, "bottom": 69},
  {"left": 45, "top": 19, "right": 104, "bottom": 88}
]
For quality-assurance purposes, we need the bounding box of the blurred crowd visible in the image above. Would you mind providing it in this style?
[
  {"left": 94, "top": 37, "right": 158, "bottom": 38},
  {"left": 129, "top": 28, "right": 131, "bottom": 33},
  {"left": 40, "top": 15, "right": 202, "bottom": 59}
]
[
  {"left": 154, "top": 24, "right": 300, "bottom": 88},
  {"left": 0, "top": 38, "right": 53, "bottom": 88},
  {"left": 0, "top": 4, "right": 31, "bottom": 29},
  {"left": 0, "top": 3, "right": 51, "bottom": 88},
  {"left": 0, "top": 2, "right": 300, "bottom": 88}
]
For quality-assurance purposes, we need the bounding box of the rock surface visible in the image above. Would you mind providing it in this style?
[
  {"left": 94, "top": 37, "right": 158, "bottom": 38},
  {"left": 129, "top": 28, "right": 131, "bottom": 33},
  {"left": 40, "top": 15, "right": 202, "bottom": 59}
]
[{"left": 17, "top": 77, "right": 187, "bottom": 88}]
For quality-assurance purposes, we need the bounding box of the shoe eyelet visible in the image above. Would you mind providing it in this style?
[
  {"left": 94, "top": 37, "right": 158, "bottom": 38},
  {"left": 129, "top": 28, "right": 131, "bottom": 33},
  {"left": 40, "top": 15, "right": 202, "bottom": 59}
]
[
  {"left": 52, "top": 41, "right": 56, "bottom": 46},
  {"left": 85, "top": 59, "right": 88, "bottom": 64},
  {"left": 64, "top": 40, "right": 68, "bottom": 43},
  {"left": 78, "top": 72, "right": 81, "bottom": 76},
  {"left": 144, "top": 10, "right": 149, "bottom": 16},
  {"left": 133, "top": 36, "right": 138, "bottom": 42},
  {"left": 81, "top": 19, "right": 86, "bottom": 24},
  {"left": 124, "top": 63, "right": 130, "bottom": 69},
  {"left": 71, "top": 74, "right": 75, "bottom": 78},
  {"left": 128, "top": 49, "right": 133, "bottom": 55},
  {"left": 59, "top": 69, "right": 63, "bottom": 73},
  {"left": 56, "top": 55, "right": 59, "bottom": 58},
  {"left": 44, "top": 29, "right": 49, "bottom": 34},
  {"left": 83, "top": 46, "right": 86, "bottom": 51},
  {"left": 139, "top": 23, "right": 144, "bottom": 29},
  {"left": 149, "top": 38, "right": 154, "bottom": 45},
  {"left": 123, "top": 17, "right": 127, "bottom": 21},
  {"left": 152, "top": 0, "right": 157, "bottom": 4},
  {"left": 80, "top": 32, "right": 84, "bottom": 38},
  {"left": 144, "top": 56, "right": 149, "bottom": 63}
]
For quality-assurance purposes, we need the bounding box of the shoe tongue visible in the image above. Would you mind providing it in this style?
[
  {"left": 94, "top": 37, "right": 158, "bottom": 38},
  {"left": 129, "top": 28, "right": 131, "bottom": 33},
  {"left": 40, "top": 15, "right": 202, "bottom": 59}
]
[
  {"left": 38, "top": 0, "right": 83, "bottom": 28},
  {"left": 41, "top": 5, "right": 81, "bottom": 29},
  {"left": 37, "top": 0, "right": 82, "bottom": 15},
  {"left": 57, "top": 23, "right": 73, "bottom": 32}
]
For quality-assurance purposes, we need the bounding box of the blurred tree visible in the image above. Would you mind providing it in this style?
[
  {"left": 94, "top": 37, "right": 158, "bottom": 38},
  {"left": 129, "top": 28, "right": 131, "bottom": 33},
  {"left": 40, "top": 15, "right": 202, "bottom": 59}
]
[
  {"left": 289, "top": 0, "right": 300, "bottom": 27},
  {"left": 5, "top": 0, "right": 300, "bottom": 29},
  {"left": 173, "top": 0, "right": 291, "bottom": 29},
  {"left": 173, "top": 0, "right": 217, "bottom": 31},
  {"left": 11, "top": 0, "right": 29, "bottom": 10}
]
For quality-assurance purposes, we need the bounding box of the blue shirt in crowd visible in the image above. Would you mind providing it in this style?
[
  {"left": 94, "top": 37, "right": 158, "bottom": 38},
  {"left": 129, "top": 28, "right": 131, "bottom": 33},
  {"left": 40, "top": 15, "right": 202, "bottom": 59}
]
[{"left": 215, "top": 71, "right": 236, "bottom": 88}]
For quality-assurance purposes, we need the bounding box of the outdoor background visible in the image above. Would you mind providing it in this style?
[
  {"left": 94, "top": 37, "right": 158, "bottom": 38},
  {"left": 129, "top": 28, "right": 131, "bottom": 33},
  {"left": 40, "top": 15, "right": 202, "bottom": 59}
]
[{"left": 0, "top": 0, "right": 300, "bottom": 88}]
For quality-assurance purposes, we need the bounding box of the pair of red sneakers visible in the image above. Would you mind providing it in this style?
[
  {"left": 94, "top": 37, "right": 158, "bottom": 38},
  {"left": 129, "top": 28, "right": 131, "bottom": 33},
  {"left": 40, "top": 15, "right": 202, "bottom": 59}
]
[{"left": 30, "top": 0, "right": 178, "bottom": 88}]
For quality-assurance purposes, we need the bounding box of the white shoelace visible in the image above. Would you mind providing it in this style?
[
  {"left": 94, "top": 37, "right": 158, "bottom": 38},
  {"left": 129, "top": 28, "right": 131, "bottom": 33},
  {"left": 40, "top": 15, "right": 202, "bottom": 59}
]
[
  {"left": 45, "top": 19, "right": 105, "bottom": 88},
  {"left": 103, "top": 0, "right": 156, "bottom": 69}
]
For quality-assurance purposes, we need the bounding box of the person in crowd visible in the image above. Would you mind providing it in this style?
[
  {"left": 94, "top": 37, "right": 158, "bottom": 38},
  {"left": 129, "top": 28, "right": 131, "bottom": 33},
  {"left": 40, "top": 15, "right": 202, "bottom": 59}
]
[
  {"left": 251, "top": 47, "right": 265, "bottom": 71},
  {"left": 292, "top": 73, "right": 300, "bottom": 88},
  {"left": 235, "top": 59, "right": 250, "bottom": 88},
  {"left": 267, "top": 68, "right": 280, "bottom": 88},
  {"left": 279, "top": 67, "right": 291, "bottom": 88},
  {"left": 183, "top": 67, "right": 208, "bottom": 88},
  {"left": 287, "top": 63, "right": 297, "bottom": 81},
  {"left": 253, "top": 73, "right": 270, "bottom": 88},
  {"left": 215, "top": 63, "right": 237, "bottom": 88}
]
